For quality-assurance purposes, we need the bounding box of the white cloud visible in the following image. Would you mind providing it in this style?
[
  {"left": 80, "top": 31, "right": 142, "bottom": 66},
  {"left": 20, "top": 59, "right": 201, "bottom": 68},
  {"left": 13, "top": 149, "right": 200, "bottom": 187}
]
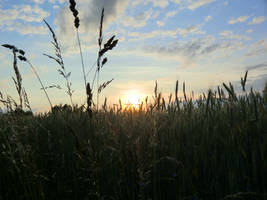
[
  {"left": 246, "top": 62, "right": 267, "bottom": 71},
  {"left": 246, "top": 39, "right": 267, "bottom": 57},
  {"left": 220, "top": 30, "right": 250, "bottom": 41},
  {"left": 166, "top": 10, "right": 178, "bottom": 18},
  {"left": 204, "top": 15, "right": 212, "bottom": 22},
  {"left": 187, "top": 0, "right": 216, "bottom": 10},
  {"left": 228, "top": 16, "right": 250, "bottom": 24},
  {"left": 156, "top": 10, "right": 178, "bottom": 27},
  {"left": 171, "top": 0, "right": 182, "bottom": 3},
  {"left": 53, "top": 5, "right": 59, "bottom": 9},
  {"left": 157, "top": 20, "right": 165, "bottom": 27},
  {"left": 31, "top": 0, "right": 45, "bottom": 4},
  {"left": 247, "top": 29, "right": 253, "bottom": 33},
  {"left": 0, "top": 4, "right": 50, "bottom": 35},
  {"left": 3, "top": 22, "right": 48, "bottom": 35},
  {"left": 128, "top": 24, "right": 205, "bottom": 41},
  {"left": 129, "top": 0, "right": 169, "bottom": 8},
  {"left": 248, "top": 16, "right": 266, "bottom": 25},
  {"left": 48, "top": 0, "right": 65, "bottom": 3},
  {"left": 0, "top": 5, "right": 50, "bottom": 23},
  {"left": 121, "top": 8, "right": 155, "bottom": 27},
  {"left": 151, "top": 0, "right": 169, "bottom": 8},
  {"left": 138, "top": 35, "right": 244, "bottom": 65},
  {"left": 130, "top": 0, "right": 215, "bottom": 11}
]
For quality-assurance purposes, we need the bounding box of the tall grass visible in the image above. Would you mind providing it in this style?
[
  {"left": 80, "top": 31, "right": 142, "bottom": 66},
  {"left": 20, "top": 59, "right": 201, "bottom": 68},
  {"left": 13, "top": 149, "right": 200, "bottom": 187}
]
[{"left": 0, "top": 80, "right": 267, "bottom": 200}]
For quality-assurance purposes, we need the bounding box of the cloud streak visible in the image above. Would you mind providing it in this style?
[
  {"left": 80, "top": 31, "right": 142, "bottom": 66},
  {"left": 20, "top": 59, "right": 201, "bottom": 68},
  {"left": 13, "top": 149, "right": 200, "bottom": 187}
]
[
  {"left": 138, "top": 35, "right": 244, "bottom": 66},
  {"left": 186, "top": 0, "right": 216, "bottom": 10},
  {"left": 246, "top": 39, "right": 267, "bottom": 57},
  {"left": 248, "top": 16, "right": 266, "bottom": 25},
  {"left": 228, "top": 16, "right": 250, "bottom": 24},
  {"left": 220, "top": 30, "right": 251, "bottom": 41},
  {"left": 128, "top": 24, "right": 205, "bottom": 41},
  {"left": 0, "top": 4, "right": 49, "bottom": 23},
  {"left": 246, "top": 62, "right": 267, "bottom": 71},
  {"left": 3, "top": 22, "right": 48, "bottom": 35}
]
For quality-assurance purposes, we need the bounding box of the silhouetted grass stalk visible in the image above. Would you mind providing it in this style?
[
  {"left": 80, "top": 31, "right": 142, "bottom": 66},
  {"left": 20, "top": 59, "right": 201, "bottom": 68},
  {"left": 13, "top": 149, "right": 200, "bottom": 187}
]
[
  {"left": 2, "top": 44, "right": 32, "bottom": 111},
  {"left": 43, "top": 19, "right": 74, "bottom": 107},
  {"left": 26, "top": 60, "right": 53, "bottom": 109},
  {"left": 76, "top": 29, "right": 87, "bottom": 90},
  {"left": 69, "top": 0, "right": 87, "bottom": 91},
  {"left": 12, "top": 49, "right": 23, "bottom": 109},
  {"left": 91, "top": 8, "right": 118, "bottom": 110}
]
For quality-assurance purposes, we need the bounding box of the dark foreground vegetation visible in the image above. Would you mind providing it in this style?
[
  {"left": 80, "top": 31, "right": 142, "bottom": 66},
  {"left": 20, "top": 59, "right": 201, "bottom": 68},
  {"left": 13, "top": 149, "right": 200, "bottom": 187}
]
[
  {"left": 1, "top": 81, "right": 267, "bottom": 200},
  {"left": 1, "top": 1, "right": 267, "bottom": 199}
]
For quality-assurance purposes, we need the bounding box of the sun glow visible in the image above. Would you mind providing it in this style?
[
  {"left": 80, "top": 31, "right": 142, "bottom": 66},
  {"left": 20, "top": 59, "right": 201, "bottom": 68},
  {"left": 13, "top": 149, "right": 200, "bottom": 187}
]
[{"left": 121, "top": 90, "right": 146, "bottom": 110}]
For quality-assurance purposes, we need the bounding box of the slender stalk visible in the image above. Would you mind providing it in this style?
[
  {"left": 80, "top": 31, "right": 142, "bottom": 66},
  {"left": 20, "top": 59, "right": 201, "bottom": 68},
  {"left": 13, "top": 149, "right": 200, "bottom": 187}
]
[
  {"left": 12, "top": 49, "right": 23, "bottom": 109},
  {"left": 85, "top": 60, "right": 97, "bottom": 78},
  {"left": 43, "top": 19, "right": 74, "bottom": 108},
  {"left": 76, "top": 29, "right": 87, "bottom": 90},
  {"left": 64, "top": 73, "right": 74, "bottom": 107},
  {"left": 97, "top": 68, "right": 100, "bottom": 111},
  {"left": 91, "top": 67, "right": 98, "bottom": 90},
  {"left": 26, "top": 60, "right": 53, "bottom": 110}
]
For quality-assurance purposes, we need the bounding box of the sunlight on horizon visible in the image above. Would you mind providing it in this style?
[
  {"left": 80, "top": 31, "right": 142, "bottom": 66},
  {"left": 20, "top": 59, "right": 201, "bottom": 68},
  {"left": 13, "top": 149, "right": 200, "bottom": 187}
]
[
  {"left": 0, "top": 0, "right": 266, "bottom": 112},
  {"left": 121, "top": 89, "right": 146, "bottom": 110}
]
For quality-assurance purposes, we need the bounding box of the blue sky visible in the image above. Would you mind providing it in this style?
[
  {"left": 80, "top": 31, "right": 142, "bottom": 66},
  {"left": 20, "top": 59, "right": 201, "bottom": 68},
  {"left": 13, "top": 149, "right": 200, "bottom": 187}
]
[{"left": 0, "top": 0, "right": 267, "bottom": 111}]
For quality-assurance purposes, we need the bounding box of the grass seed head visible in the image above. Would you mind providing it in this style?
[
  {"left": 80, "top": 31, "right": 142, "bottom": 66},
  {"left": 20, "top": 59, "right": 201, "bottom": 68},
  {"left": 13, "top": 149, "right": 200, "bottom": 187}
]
[{"left": 69, "top": 0, "right": 80, "bottom": 29}]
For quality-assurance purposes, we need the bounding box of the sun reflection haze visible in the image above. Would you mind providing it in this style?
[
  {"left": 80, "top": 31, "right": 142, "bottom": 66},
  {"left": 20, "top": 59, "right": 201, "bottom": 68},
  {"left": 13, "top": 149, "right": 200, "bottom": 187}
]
[{"left": 121, "top": 90, "right": 146, "bottom": 110}]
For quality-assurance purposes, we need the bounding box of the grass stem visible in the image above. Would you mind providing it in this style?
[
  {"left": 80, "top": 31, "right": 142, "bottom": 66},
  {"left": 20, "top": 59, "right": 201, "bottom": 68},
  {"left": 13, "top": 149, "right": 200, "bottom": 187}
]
[
  {"left": 26, "top": 60, "right": 53, "bottom": 110},
  {"left": 76, "top": 29, "right": 87, "bottom": 90}
]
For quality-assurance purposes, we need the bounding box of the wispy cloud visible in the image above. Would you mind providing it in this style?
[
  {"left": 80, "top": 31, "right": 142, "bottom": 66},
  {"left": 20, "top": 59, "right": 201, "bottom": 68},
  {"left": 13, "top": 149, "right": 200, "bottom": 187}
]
[
  {"left": 121, "top": 8, "right": 157, "bottom": 27},
  {"left": 204, "top": 15, "right": 212, "bottom": 22},
  {"left": 0, "top": 4, "right": 50, "bottom": 24},
  {"left": 32, "top": 0, "right": 45, "bottom": 4},
  {"left": 151, "top": 0, "right": 169, "bottom": 8},
  {"left": 130, "top": 0, "right": 216, "bottom": 11},
  {"left": 220, "top": 30, "right": 250, "bottom": 41},
  {"left": 248, "top": 16, "right": 266, "bottom": 25},
  {"left": 31, "top": 0, "right": 45, "bottom": 4},
  {"left": 128, "top": 24, "right": 205, "bottom": 41},
  {"left": 137, "top": 35, "right": 244, "bottom": 66},
  {"left": 157, "top": 10, "right": 178, "bottom": 27},
  {"left": 3, "top": 22, "right": 48, "bottom": 35},
  {"left": 246, "top": 39, "right": 267, "bottom": 57},
  {"left": 187, "top": 0, "right": 216, "bottom": 10},
  {"left": 0, "top": 4, "right": 50, "bottom": 35},
  {"left": 53, "top": 5, "right": 59, "bottom": 9},
  {"left": 246, "top": 62, "right": 267, "bottom": 71},
  {"left": 157, "top": 21, "right": 165, "bottom": 27},
  {"left": 228, "top": 16, "right": 250, "bottom": 24}
]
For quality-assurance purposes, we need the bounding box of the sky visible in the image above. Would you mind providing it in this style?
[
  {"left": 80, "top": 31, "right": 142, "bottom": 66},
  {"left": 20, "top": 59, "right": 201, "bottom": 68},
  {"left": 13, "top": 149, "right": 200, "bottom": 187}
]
[{"left": 0, "top": 0, "right": 267, "bottom": 112}]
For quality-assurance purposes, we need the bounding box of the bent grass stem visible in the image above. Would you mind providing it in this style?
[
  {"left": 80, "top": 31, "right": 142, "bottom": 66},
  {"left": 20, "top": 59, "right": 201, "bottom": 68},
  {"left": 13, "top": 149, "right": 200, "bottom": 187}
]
[
  {"left": 76, "top": 29, "right": 87, "bottom": 91},
  {"left": 26, "top": 60, "right": 53, "bottom": 110}
]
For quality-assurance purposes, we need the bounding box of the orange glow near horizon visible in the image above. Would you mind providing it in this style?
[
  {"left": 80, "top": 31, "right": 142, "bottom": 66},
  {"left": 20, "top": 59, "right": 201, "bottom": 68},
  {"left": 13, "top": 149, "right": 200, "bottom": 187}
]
[{"left": 121, "top": 90, "right": 146, "bottom": 110}]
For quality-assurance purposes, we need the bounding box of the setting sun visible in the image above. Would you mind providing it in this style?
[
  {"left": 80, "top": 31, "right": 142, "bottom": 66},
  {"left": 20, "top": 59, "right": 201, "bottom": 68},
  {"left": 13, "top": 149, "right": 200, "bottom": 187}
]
[{"left": 121, "top": 90, "right": 146, "bottom": 110}]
